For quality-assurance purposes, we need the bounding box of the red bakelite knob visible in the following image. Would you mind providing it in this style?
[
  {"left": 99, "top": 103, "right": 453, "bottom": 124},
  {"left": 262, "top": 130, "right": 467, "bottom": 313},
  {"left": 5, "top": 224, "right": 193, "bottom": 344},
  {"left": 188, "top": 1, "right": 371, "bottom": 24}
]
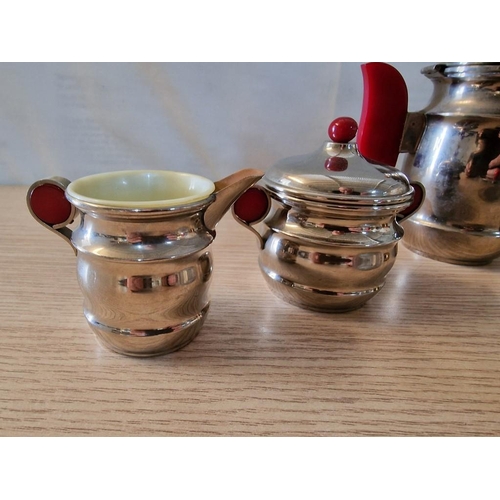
[
  {"left": 233, "top": 187, "right": 270, "bottom": 224},
  {"left": 325, "top": 156, "right": 348, "bottom": 172},
  {"left": 29, "top": 183, "right": 73, "bottom": 226},
  {"left": 328, "top": 117, "right": 358, "bottom": 143}
]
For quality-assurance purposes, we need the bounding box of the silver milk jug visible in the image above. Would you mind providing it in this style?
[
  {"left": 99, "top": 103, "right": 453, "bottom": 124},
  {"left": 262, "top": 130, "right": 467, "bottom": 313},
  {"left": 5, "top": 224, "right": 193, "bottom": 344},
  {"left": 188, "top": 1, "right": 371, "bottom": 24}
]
[
  {"left": 232, "top": 118, "right": 423, "bottom": 312},
  {"left": 27, "top": 169, "right": 263, "bottom": 357},
  {"left": 357, "top": 62, "right": 500, "bottom": 266}
]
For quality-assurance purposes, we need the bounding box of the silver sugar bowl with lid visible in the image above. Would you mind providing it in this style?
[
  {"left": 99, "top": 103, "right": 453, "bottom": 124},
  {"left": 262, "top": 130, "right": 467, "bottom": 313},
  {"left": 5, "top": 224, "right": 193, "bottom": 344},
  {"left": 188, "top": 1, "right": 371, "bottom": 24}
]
[{"left": 233, "top": 118, "right": 424, "bottom": 312}]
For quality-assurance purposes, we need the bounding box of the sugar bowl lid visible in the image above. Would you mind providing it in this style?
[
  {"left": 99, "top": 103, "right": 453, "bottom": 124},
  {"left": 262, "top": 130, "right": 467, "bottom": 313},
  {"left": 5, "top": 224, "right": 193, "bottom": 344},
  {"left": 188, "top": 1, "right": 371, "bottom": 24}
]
[
  {"left": 233, "top": 117, "right": 424, "bottom": 226},
  {"left": 262, "top": 117, "right": 414, "bottom": 208}
]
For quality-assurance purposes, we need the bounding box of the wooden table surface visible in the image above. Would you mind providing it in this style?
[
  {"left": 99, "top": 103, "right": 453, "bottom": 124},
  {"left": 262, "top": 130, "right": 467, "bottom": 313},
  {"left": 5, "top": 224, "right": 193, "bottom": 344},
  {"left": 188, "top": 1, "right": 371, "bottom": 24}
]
[{"left": 1, "top": 185, "right": 500, "bottom": 436}]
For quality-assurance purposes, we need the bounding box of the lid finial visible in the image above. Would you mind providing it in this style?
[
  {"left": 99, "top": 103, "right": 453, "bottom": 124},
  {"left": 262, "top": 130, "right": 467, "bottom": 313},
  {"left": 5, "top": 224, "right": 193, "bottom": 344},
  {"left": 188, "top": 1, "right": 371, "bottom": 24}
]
[{"left": 328, "top": 117, "right": 358, "bottom": 143}]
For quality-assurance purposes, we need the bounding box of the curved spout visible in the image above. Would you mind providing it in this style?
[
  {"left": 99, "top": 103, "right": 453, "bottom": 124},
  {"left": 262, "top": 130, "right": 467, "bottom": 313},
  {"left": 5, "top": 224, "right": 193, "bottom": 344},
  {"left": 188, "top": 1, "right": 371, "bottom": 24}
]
[{"left": 203, "top": 168, "right": 264, "bottom": 231}]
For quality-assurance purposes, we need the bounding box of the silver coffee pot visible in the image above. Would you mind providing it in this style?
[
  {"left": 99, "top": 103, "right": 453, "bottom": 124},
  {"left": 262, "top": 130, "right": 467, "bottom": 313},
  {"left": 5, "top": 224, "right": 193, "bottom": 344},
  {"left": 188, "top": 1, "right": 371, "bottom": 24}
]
[{"left": 357, "top": 62, "right": 500, "bottom": 266}]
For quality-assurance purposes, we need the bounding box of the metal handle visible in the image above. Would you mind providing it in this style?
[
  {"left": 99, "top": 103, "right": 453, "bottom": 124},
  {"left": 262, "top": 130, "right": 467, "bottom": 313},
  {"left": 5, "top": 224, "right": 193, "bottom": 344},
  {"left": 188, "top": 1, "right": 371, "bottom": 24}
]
[
  {"left": 231, "top": 186, "right": 271, "bottom": 249},
  {"left": 203, "top": 168, "right": 264, "bottom": 232},
  {"left": 26, "top": 177, "right": 77, "bottom": 254},
  {"left": 396, "top": 181, "right": 426, "bottom": 224}
]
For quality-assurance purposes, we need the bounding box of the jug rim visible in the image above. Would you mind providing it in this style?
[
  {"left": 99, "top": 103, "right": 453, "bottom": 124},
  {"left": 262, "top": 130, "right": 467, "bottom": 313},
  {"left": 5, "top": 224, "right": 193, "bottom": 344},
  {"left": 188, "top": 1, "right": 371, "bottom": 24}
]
[{"left": 66, "top": 170, "right": 216, "bottom": 210}]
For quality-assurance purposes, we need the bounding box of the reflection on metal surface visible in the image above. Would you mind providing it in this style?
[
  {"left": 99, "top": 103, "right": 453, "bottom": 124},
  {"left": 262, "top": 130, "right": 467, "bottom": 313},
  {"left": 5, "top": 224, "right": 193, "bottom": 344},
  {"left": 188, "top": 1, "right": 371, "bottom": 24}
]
[
  {"left": 465, "top": 129, "right": 500, "bottom": 180},
  {"left": 119, "top": 267, "right": 197, "bottom": 292}
]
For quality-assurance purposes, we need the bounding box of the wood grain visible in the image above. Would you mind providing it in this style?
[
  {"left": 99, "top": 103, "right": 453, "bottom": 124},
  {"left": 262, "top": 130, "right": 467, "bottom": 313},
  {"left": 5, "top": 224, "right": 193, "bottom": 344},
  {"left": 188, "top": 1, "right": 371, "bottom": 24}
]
[{"left": 1, "top": 185, "right": 500, "bottom": 436}]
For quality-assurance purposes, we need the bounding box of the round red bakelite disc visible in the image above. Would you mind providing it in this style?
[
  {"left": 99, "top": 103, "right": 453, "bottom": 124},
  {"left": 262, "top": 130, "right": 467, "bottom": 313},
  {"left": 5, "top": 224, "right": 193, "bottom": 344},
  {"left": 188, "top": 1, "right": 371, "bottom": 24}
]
[
  {"left": 30, "top": 183, "right": 72, "bottom": 226},
  {"left": 233, "top": 187, "right": 270, "bottom": 224},
  {"left": 325, "top": 156, "right": 349, "bottom": 172},
  {"left": 328, "top": 117, "right": 358, "bottom": 143}
]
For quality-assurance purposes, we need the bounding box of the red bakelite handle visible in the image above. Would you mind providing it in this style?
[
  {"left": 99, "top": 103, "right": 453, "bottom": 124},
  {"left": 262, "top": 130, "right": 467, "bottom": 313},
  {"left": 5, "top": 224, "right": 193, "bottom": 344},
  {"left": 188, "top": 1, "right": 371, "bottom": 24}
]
[
  {"left": 29, "top": 181, "right": 73, "bottom": 226},
  {"left": 357, "top": 62, "right": 409, "bottom": 167},
  {"left": 232, "top": 186, "right": 270, "bottom": 224}
]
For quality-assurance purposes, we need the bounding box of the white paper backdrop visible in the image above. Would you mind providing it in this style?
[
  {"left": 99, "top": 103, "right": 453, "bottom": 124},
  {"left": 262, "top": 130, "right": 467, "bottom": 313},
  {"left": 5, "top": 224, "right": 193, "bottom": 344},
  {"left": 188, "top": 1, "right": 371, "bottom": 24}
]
[{"left": 0, "top": 62, "right": 434, "bottom": 185}]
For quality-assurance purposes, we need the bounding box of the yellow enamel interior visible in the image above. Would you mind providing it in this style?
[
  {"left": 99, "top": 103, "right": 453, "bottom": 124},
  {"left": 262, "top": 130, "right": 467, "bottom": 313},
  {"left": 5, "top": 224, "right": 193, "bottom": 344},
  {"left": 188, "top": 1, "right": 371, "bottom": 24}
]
[{"left": 66, "top": 170, "right": 215, "bottom": 208}]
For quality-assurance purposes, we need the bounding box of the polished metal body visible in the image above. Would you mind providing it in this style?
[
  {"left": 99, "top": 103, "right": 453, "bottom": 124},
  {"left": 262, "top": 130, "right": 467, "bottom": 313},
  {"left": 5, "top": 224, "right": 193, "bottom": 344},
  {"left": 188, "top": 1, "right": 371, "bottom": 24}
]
[
  {"left": 69, "top": 197, "right": 214, "bottom": 356},
  {"left": 257, "top": 199, "right": 404, "bottom": 312},
  {"left": 235, "top": 142, "right": 418, "bottom": 312},
  {"left": 400, "top": 62, "right": 500, "bottom": 265},
  {"left": 27, "top": 169, "right": 263, "bottom": 356}
]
